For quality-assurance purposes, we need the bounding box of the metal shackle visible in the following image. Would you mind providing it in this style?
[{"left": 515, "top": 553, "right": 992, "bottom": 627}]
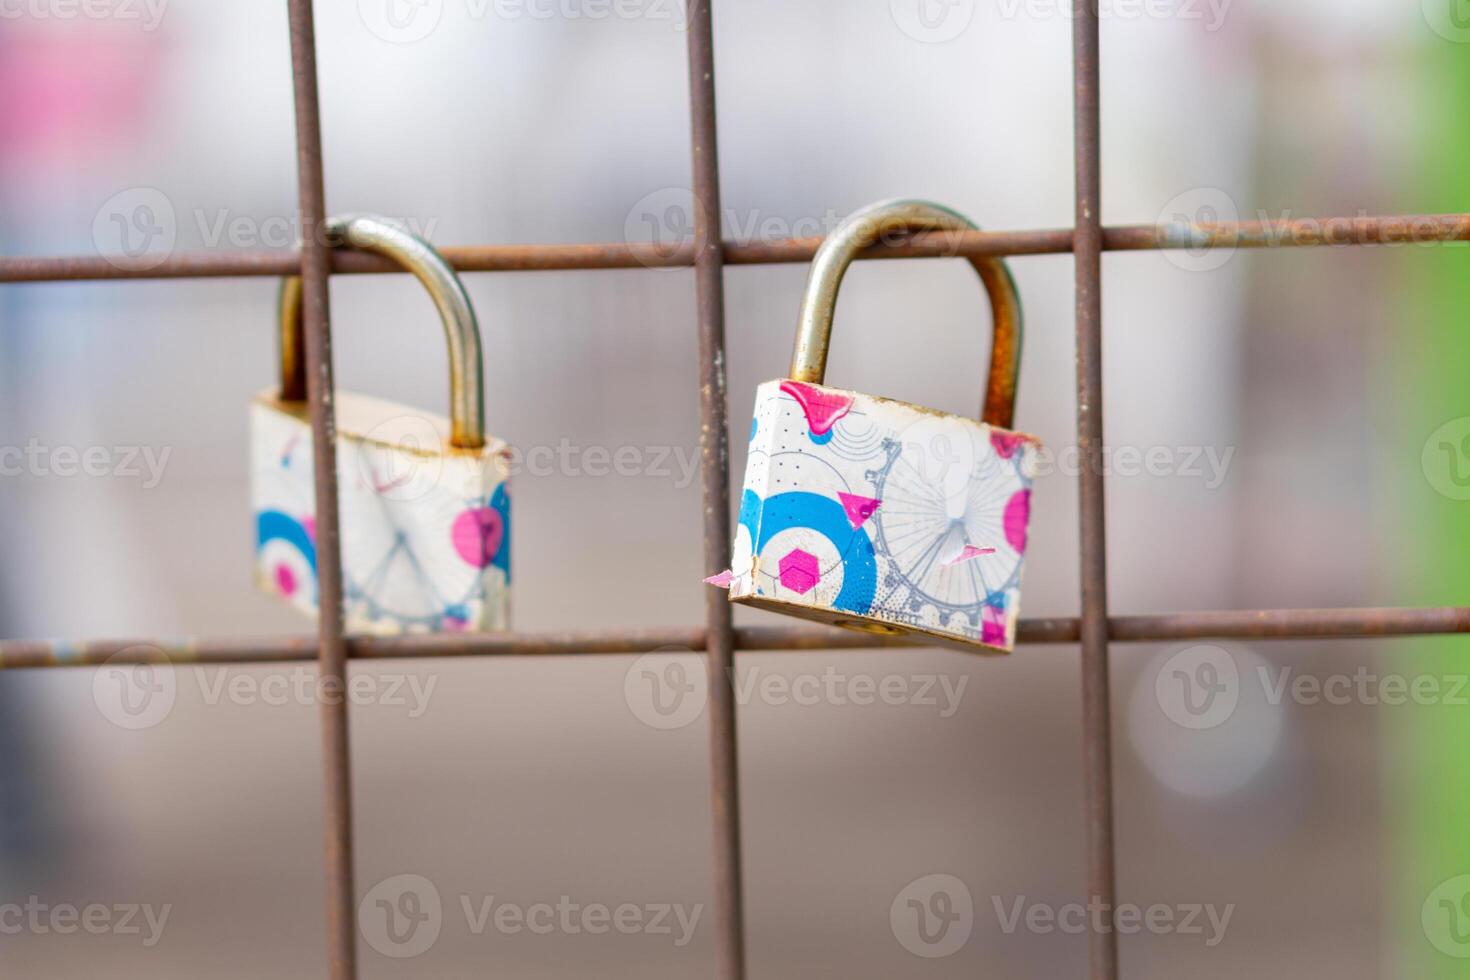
[
  {"left": 279, "top": 215, "right": 485, "bottom": 449},
  {"left": 789, "top": 199, "right": 1023, "bottom": 430}
]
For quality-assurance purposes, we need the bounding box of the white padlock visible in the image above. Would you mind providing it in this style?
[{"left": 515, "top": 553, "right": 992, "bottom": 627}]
[{"left": 251, "top": 216, "right": 511, "bottom": 634}]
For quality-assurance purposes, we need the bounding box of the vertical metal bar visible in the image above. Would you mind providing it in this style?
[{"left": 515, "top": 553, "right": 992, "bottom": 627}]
[
  {"left": 286, "top": 3, "right": 358, "bottom": 978},
  {"left": 684, "top": 3, "right": 746, "bottom": 978},
  {"left": 1072, "top": 4, "right": 1118, "bottom": 980}
]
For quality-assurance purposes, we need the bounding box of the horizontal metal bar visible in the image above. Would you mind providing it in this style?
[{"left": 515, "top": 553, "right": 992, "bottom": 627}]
[
  {"left": 4, "top": 213, "right": 1465, "bottom": 283},
  {"left": 1, "top": 606, "right": 1465, "bottom": 669}
]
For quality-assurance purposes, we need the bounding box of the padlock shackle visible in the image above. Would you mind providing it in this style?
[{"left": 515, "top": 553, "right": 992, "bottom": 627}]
[
  {"left": 789, "top": 199, "right": 1022, "bottom": 430},
  {"left": 278, "top": 215, "right": 485, "bottom": 450}
]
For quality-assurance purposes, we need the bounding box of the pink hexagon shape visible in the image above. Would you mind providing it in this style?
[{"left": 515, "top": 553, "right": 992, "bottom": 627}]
[{"left": 778, "top": 548, "right": 820, "bottom": 595}]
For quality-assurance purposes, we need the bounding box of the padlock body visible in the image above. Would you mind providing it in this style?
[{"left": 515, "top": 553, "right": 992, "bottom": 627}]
[
  {"left": 251, "top": 390, "right": 511, "bottom": 634},
  {"left": 729, "top": 380, "right": 1039, "bottom": 653}
]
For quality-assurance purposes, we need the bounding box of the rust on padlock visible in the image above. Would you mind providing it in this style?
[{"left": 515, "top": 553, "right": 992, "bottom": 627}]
[{"left": 788, "top": 198, "right": 1022, "bottom": 430}]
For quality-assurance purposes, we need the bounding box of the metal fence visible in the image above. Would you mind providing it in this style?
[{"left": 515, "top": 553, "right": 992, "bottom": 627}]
[{"left": 2, "top": 3, "right": 1467, "bottom": 978}]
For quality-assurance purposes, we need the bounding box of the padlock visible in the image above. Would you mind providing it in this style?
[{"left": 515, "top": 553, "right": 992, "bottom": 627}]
[
  {"left": 251, "top": 215, "right": 511, "bottom": 634},
  {"left": 722, "top": 199, "right": 1040, "bottom": 652}
]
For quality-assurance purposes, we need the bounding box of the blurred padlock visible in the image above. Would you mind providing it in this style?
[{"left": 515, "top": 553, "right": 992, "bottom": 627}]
[
  {"left": 251, "top": 216, "right": 511, "bottom": 634},
  {"left": 721, "top": 200, "right": 1040, "bottom": 652}
]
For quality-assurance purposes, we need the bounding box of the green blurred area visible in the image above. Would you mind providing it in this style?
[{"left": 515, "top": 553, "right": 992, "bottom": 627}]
[{"left": 1392, "top": 21, "right": 1470, "bottom": 977}]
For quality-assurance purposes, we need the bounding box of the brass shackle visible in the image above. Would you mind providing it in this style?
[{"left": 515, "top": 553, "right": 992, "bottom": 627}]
[
  {"left": 279, "top": 215, "right": 485, "bottom": 449},
  {"left": 789, "top": 199, "right": 1023, "bottom": 430}
]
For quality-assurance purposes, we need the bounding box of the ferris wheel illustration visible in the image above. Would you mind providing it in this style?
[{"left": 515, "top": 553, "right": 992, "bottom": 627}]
[{"left": 870, "top": 431, "right": 1029, "bottom": 626}]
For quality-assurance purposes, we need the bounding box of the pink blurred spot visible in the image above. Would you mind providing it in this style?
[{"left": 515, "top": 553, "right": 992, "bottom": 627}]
[
  {"left": 943, "top": 544, "right": 996, "bottom": 567},
  {"left": 1004, "top": 490, "right": 1031, "bottom": 554},
  {"left": 704, "top": 570, "right": 735, "bottom": 589},
  {"left": 982, "top": 606, "right": 1009, "bottom": 647},
  {"left": 991, "top": 431, "right": 1028, "bottom": 459},
  {"left": 779, "top": 381, "right": 853, "bottom": 436},
  {"left": 837, "top": 492, "right": 881, "bottom": 529},
  {"left": 0, "top": 33, "right": 164, "bottom": 168},
  {"left": 451, "top": 507, "right": 504, "bottom": 568},
  {"left": 274, "top": 563, "right": 298, "bottom": 597},
  {"left": 443, "top": 615, "right": 470, "bottom": 632},
  {"left": 778, "top": 549, "right": 820, "bottom": 595},
  {"left": 302, "top": 516, "right": 317, "bottom": 543}
]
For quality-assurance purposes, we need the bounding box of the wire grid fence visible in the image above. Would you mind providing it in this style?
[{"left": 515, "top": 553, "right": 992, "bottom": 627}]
[{"left": 2, "top": 2, "right": 1468, "bottom": 978}]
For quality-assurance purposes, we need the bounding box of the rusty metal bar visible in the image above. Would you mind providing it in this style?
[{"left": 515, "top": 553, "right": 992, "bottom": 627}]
[
  {"left": 1073, "top": 5, "right": 1118, "bottom": 980},
  {"left": 285, "top": 3, "right": 357, "bottom": 978},
  {"left": 4, "top": 213, "right": 1467, "bottom": 283},
  {"left": 684, "top": 3, "right": 747, "bottom": 978},
  {"left": 5, "top": 607, "right": 1469, "bottom": 670}
]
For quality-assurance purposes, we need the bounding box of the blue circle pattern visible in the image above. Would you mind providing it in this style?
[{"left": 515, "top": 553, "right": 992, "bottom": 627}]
[
  {"left": 739, "top": 489, "right": 876, "bottom": 615},
  {"left": 489, "top": 483, "right": 511, "bottom": 581},
  {"left": 256, "top": 509, "right": 318, "bottom": 600}
]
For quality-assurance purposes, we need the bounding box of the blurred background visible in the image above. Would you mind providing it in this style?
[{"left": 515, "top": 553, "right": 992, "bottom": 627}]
[{"left": 0, "top": 0, "right": 1466, "bottom": 976}]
